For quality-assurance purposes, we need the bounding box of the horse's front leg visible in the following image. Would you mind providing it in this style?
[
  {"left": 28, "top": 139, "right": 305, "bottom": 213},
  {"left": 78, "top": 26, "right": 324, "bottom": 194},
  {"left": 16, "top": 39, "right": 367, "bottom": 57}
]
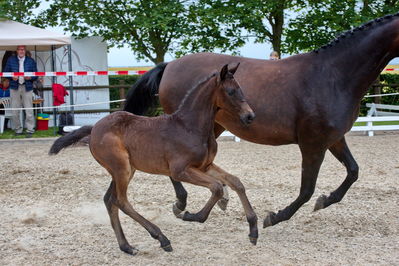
[
  {"left": 263, "top": 146, "right": 326, "bottom": 228},
  {"left": 172, "top": 167, "right": 224, "bottom": 223},
  {"left": 314, "top": 137, "right": 359, "bottom": 211}
]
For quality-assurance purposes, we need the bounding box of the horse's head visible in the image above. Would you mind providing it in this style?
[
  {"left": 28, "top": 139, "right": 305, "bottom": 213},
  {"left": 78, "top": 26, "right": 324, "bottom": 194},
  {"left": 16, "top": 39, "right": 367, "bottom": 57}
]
[{"left": 216, "top": 63, "right": 255, "bottom": 126}]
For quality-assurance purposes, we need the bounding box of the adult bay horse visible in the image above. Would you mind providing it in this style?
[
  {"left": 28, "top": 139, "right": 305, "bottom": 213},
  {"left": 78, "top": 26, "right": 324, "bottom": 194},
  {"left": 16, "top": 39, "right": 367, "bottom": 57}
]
[
  {"left": 49, "top": 64, "right": 258, "bottom": 255},
  {"left": 124, "top": 13, "right": 399, "bottom": 229}
]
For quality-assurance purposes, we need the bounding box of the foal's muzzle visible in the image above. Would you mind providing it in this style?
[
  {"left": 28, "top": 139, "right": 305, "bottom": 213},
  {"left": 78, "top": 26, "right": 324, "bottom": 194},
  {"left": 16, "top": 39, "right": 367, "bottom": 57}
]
[{"left": 240, "top": 111, "right": 256, "bottom": 126}]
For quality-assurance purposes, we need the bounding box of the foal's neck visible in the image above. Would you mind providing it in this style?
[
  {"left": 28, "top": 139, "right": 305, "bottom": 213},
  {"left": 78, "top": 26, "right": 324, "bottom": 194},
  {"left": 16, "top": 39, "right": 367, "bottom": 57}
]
[
  {"left": 173, "top": 78, "right": 218, "bottom": 138},
  {"left": 317, "top": 15, "right": 399, "bottom": 100}
]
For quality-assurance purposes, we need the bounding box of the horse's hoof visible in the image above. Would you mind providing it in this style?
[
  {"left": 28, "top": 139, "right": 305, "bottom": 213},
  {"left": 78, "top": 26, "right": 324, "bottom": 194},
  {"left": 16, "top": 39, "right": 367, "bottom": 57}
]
[
  {"left": 173, "top": 202, "right": 184, "bottom": 217},
  {"left": 263, "top": 211, "right": 277, "bottom": 228},
  {"left": 217, "top": 197, "right": 229, "bottom": 211},
  {"left": 120, "top": 244, "right": 139, "bottom": 256},
  {"left": 162, "top": 244, "right": 173, "bottom": 252},
  {"left": 314, "top": 194, "right": 327, "bottom": 212},
  {"left": 249, "top": 236, "right": 258, "bottom": 245}
]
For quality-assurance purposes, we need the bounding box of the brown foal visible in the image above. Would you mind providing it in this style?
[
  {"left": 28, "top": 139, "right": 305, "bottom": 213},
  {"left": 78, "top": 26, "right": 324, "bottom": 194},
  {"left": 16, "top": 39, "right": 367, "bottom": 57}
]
[{"left": 49, "top": 64, "right": 257, "bottom": 255}]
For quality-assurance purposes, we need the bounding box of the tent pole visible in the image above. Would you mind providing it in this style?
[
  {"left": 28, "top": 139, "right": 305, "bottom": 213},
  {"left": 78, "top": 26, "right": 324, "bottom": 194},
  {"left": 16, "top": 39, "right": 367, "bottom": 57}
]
[
  {"left": 67, "top": 44, "right": 74, "bottom": 124},
  {"left": 51, "top": 45, "right": 57, "bottom": 135}
]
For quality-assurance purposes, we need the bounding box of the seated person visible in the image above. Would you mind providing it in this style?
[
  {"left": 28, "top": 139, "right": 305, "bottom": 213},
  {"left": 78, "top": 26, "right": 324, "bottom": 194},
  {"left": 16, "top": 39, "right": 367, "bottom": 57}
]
[{"left": 0, "top": 78, "right": 10, "bottom": 130}]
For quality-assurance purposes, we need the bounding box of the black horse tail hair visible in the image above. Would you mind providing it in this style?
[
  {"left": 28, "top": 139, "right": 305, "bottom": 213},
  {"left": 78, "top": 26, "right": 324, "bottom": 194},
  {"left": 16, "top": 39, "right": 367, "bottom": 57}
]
[
  {"left": 123, "top": 62, "right": 168, "bottom": 115},
  {"left": 49, "top": 126, "right": 93, "bottom": 155}
]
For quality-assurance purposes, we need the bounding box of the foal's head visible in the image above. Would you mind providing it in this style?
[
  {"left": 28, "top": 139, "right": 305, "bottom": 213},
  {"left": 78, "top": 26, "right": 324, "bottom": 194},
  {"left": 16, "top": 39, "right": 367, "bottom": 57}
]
[{"left": 215, "top": 63, "right": 255, "bottom": 125}]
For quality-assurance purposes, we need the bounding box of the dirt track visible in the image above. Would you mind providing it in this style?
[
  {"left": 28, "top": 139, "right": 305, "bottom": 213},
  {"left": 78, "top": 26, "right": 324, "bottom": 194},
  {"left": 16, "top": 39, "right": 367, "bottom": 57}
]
[{"left": 0, "top": 134, "right": 398, "bottom": 265}]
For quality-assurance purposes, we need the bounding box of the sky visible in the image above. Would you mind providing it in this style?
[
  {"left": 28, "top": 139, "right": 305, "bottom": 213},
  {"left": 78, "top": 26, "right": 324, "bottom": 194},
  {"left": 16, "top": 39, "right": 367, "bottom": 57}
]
[{"left": 107, "top": 39, "right": 272, "bottom": 67}]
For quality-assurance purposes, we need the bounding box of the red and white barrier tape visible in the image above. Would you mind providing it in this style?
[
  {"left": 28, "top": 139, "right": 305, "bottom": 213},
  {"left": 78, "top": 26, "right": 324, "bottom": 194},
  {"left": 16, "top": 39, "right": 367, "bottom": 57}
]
[
  {"left": 0, "top": 67, "right": 398, "bottom": 77},
  {"left": 0, "top": 70, "right": 147, "bottom": 77}
]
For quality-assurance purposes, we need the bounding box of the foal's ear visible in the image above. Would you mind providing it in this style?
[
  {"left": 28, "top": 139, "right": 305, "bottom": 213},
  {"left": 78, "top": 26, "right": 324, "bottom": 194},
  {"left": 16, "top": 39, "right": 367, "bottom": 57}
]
[
  {"left": 220, "top": 64, "right": 229, "bottom": 81},
  {"left": 229, "top": 62, "right": 240, "bottom": 75}
]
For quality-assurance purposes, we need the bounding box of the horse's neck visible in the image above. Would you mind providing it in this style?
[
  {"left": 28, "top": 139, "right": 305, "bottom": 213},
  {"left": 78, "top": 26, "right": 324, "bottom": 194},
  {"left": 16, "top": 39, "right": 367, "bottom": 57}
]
[
  {"left": 318, "top": 18, "right": 398, "bottom": 100},
  {"left": 174, "top": 81, "right": 217, "bottom": 137}
]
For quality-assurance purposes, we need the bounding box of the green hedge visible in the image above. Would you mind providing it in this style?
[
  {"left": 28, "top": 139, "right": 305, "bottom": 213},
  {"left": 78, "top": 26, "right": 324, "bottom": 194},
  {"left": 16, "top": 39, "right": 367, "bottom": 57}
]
[
  {"left": 359, "top": 74, "right": 399, "bottom": 116},
  {"left": 108, "top": 75, "right": 141, "bottom": 109}
]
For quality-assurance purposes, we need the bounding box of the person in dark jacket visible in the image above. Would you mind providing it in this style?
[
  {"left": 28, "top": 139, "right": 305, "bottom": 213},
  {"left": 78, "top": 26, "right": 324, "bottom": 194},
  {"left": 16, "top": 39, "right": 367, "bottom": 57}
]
[{"left": 4, "top": 45, "right": 38, "bottom": 137}]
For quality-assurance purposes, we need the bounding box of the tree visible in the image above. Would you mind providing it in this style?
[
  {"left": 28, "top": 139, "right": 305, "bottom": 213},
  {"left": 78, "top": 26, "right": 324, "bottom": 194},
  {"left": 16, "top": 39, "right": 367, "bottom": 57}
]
[
  {"left": 283, "top": 0, "right": 399, "bottom": 54},
  {"left": 41, "top": 0, "right": 246, "bottom": 64},
  {"left": 187, "top": 0, "right": 306, "bottom": 56},
  {"left": 0, "top": 0, "right": 41, "bottom": 23}
]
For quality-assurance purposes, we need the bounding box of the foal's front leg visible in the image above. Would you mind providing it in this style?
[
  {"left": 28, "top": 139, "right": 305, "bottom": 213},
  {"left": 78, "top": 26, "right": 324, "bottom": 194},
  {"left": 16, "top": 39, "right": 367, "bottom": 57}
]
[
  {"left": 206, "top": 164, "right": 258, "bottom": 245},
  {"left": 172, "top": 167, "right": 224, "bottom": 223}
]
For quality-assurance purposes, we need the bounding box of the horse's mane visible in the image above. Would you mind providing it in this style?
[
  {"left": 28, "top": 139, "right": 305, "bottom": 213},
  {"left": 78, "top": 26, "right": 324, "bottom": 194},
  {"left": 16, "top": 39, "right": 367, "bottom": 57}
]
[
  {"left": 313, "top": 11, "right": 399, "bottom": 53},
  {"left": 174, "top": 72, "right": 218, "bottom": 113}
]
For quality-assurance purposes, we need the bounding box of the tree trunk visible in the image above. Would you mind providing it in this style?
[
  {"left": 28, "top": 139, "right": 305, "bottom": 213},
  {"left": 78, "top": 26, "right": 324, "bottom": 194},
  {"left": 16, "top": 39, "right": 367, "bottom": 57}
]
[{"left": 269, "top": 2, "right": 284, "bottom": 56}]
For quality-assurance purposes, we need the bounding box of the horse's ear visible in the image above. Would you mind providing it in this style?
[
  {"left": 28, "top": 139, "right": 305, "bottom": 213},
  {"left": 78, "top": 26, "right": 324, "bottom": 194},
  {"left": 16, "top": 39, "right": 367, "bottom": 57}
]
[
  {"left": 220, "top": 64, "right": 229, "bottom": 81},
  {"left": 229, "top": 62, "right": 240, "bottom": 75}
]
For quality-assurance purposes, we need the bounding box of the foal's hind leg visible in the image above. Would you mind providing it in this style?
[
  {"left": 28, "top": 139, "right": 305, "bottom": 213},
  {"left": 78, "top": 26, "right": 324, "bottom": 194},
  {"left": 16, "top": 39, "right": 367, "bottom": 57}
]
[
  {"left": 206, "top": 164, "right": 258, "bottom": 245},
  {"left": 263, "top": 146, "right": 326, "bottom": 228},
  {"left": 113, "top": 168, "right": 172, "bottom": 252},
  {"left": 171, "top": 123, "right": 229, "bottom": 216},
  {"left": 314, "top": 137, "right": 359, "bottom": 211},
  {"left": 172, "top": 167, "right": 224, "bottom": 223},
  {"left": 104, "top": 181, "right": 138, "bottom": 255}
]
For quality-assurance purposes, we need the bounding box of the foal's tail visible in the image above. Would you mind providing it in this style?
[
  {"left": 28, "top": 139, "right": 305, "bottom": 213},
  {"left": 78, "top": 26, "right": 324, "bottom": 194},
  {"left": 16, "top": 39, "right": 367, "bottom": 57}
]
[
  {"left": 49, "top": 126, "right": 93, "bottom": 155},
  {"left": 123, "top": 62, "right": 168, "bottom": 115}
]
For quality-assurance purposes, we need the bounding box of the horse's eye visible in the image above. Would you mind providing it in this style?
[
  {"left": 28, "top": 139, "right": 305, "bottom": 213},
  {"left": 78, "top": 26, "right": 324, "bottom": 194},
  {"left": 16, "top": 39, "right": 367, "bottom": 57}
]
[{"left": 227, "top": 88, "right": 235, "bottom": 96}]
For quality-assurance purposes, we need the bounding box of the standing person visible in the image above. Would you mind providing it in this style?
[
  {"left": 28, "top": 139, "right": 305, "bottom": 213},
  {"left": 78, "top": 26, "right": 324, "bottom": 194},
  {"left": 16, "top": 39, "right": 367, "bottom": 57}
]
[
  {"left": 269, "top": 51, "right": 280, "bottom": 60},
  {"left": 4, "top": 45, "right": 38, "bottom": 137}
]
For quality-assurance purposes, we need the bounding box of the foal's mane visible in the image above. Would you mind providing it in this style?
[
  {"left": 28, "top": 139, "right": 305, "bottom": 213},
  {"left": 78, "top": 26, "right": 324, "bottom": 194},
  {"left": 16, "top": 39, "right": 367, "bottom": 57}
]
[
  {"left": 313, "top": 11, "right": 399, "bottom": 53},
  {"left": 175, "top": 72, "right": 218, "bottom": 113}
]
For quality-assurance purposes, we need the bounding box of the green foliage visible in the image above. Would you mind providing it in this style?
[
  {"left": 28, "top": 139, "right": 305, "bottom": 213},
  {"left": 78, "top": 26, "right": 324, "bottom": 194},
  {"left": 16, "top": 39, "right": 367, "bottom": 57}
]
[
  {"left": 40, "top": 0, "right": 247, "bottom": 64},
  {"left": 283, "top": 0, "right": 399, "bottom": 53},
  {"left": 0, "top": 0, "right": 42, "bottom": 24},
  {"left": 359, "top": 74, "right": 399, "bottom": 116},
  {"left": 108, "top": 75, "right": 140, "bottom": 109}
]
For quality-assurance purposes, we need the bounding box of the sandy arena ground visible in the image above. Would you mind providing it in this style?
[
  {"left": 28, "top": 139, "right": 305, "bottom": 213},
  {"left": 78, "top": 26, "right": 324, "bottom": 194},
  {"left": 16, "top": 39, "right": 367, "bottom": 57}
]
[{"left": 0, "top": 134, "right": 398, "bottom": 265}]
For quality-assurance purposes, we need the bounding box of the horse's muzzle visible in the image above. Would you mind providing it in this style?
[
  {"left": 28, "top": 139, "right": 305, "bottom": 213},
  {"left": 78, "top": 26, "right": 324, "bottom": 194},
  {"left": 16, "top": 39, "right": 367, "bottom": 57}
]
[{"left": 240, "top": 111, "right": 256, "bottom": 126}]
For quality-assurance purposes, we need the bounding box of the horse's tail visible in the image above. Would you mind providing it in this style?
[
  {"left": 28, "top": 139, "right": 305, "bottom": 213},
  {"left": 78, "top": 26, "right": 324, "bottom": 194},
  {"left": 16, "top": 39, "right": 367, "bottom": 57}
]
[
  {"left": 123, "top": 62, "right": 168, "bottom": 115},
  {"left": 49, "top": 126, "right": 93, "bottom": 155}
]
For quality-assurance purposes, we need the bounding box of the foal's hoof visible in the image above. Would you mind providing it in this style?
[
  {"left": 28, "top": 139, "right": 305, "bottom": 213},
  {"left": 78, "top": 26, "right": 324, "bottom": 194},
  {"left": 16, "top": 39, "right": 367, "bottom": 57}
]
[
  {"left": 120, "top": 244, "right": 139, "bottom": 256},
  {"left": 176, "top": 210, "right": 187, "bottom": 220},
  {"left": 249, "top": 236, "right": 258, "bottom": 245},
  {"left": 314, "top": 194, "right": 328, "bottom": 211},
  {"left": 263, "top": 211, "right": 277, "bottom": 228},
  {"left": 162, "top": 244, "right": 173, "bottom": 252},
  {"left": 217, "top": 197, "right": 229, "bottom": 211},
  {"left": 173, "top": 202, "right": 184, "bottom": 217}
]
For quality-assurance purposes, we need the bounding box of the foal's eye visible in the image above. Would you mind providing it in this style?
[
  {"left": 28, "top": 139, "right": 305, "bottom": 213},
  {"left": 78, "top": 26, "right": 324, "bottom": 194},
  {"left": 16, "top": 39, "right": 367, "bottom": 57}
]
[{"left": 227, "top": 88, "right": 235, "bottom": 96}]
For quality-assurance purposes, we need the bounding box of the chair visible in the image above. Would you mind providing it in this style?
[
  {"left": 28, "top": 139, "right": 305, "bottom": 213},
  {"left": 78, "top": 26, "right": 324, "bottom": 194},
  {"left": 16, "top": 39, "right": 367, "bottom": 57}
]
[{"left": 0, "top": 97, "right": 12, "bottom": 133}]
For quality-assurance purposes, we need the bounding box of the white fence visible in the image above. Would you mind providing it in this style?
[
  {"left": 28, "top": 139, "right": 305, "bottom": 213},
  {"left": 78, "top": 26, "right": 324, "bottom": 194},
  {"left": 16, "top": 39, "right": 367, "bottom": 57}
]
[{"left": 350, "top": 103, "right": 399, "bottom": 136}]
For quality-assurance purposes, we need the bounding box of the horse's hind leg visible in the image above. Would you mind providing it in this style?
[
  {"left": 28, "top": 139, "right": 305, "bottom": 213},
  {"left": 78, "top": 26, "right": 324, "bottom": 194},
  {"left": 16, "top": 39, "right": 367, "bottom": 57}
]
[
  {"left": 206, "top": 164, "right": 258, "bottom": 245},
  {"left": 113, "top": 168, "right": 172, "bottom": 252},
  {"left": 104, "top": 181, "right": 138, "bottom": 255},
  {"left": 263, "top": 146, "right": 326, "bottom": 228},
  {"left": 314, "top": 137, "right": 359, "bottom": 211}
]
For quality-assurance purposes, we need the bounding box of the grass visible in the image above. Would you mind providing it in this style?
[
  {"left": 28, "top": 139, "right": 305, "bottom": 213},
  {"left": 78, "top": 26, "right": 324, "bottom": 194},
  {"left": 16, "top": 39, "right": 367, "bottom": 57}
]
[
  {"left": 0, "top": 127, "right": 61, "bottom": 139},
  {"left": 353, "top": 121, "right": 399, "bottom": 126}
]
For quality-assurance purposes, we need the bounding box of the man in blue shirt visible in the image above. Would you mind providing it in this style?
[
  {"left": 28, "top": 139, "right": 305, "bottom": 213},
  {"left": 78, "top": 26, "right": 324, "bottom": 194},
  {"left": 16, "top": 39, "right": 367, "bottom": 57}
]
[{"left": 4, "top": 45, "right": 38, "bottom": 137}]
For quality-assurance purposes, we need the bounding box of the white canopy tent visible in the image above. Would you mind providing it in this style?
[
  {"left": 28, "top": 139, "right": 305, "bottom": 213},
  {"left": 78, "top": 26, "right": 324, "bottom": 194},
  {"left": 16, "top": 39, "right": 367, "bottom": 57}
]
[
  {"left": 0, "top": 20, "right": 70, "bottom": 51},
  {"left": 0, "top": 20, "right": 73, "bottom": 131}
]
